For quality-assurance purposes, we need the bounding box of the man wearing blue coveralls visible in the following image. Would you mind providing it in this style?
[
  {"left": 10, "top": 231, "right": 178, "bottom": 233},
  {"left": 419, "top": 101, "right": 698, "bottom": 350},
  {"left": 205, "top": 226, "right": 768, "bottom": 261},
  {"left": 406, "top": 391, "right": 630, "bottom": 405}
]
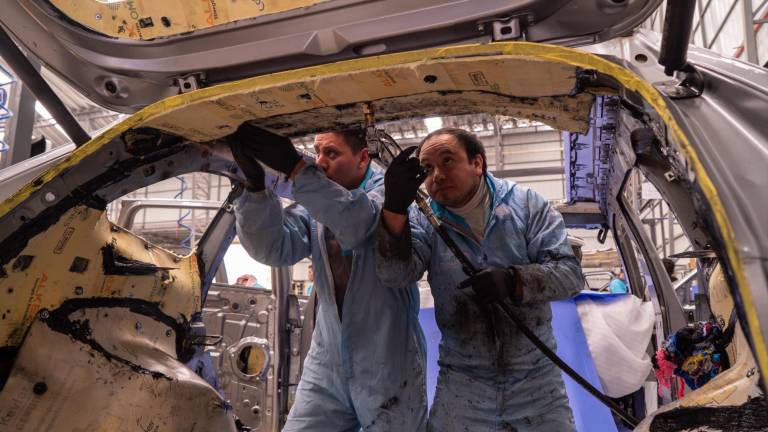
[
  {"left": 377, "top": 128, "right": 583, "bottom": 431},
  {"left": 228, "top": 124, "right": 427, "bottom": 431}
]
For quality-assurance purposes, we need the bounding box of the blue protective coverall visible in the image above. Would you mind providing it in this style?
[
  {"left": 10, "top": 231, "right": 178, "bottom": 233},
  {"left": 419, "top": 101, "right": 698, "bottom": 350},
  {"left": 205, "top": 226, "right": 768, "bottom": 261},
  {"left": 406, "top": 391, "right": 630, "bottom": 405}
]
[
  {"left": 376, "top": 174, "right": 582, "bottom": 432},
  {"left": 235, "top": 164, "right": 427, "bottom": 432}
]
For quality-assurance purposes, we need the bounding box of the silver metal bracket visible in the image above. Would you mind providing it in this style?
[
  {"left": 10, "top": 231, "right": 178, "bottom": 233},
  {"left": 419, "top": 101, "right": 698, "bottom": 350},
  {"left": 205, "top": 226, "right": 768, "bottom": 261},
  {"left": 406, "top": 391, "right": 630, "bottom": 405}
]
[
  {"left": 654, "top": 64, "right": 704, "bottom": 99},
  {"left": 484, "top": 17, "right": 523, "bottom": 41},
  {"left": 362, "top": 103, "right": 400, "bottom": 166},
  {"left": 175, "top": 73, "right": 205, "bottom": 94},
  {"left": 365, "top": 127, "right": 402, "bottom": 167},
  {"left": 663, "top": 170, "right": 677, "bottom": 182}
]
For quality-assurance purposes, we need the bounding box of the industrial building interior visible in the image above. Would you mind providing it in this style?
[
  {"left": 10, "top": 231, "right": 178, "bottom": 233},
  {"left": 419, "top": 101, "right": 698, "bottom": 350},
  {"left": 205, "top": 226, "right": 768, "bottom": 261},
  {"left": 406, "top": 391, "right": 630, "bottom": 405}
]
[{"left": 0, "top": 1, "right": 767, "bottom": 431}]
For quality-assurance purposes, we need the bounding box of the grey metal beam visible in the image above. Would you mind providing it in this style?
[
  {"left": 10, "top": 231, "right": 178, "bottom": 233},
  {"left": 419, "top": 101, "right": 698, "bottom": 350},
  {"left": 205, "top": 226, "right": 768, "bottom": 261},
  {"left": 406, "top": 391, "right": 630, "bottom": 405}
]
[
  {"left": 0, "top": 67, "right": 36, "bottom": 168},
  {"left": 117, "top": 198, "right": 222, "bottom": 229},
  {"left": 492, "top": 116, "right": 504, "bottom": 172},
  {"left": 756, "top": 0, "right": 768, "bottom": 15},
  {"left": 492, "top": 166, "right": 563, "bottom": 178},
  {"left": 743, "top": 0, "right": 760, "bottom": 63},
  {"left": 693, "top": 0, "right": 715, "bottom": 36},
  {"left": 697, "top": 0, "right": 709, "bottom": 45},
  {"left": 0, "top": 24, "right": 90, "bottom": 146},
  {"left": 707, "top": 0, "right": 740, "bottom": 49}
]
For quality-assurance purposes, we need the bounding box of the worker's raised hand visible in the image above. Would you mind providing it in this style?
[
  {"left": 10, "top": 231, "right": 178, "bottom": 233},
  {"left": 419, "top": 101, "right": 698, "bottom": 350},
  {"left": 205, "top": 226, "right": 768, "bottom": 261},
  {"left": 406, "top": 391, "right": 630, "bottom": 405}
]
[
  {"left": 384, "top": 146, "right": 428, "bottom": 215},
  {"left": 459, "top": 267, "right": 522, "bottom": 304},
  {"left": 229, "top": 122, "right": 302, "bottom": 176},
  {"left": 229, "top": 138, "right": 266, "bottom": 192}
]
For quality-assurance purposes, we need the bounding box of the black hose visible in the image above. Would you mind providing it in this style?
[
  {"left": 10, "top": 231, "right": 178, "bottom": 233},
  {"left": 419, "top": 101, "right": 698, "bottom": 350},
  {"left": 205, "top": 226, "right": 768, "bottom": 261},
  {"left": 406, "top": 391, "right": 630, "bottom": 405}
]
[{"left": 658, "top": 0, "right": 697, "bottom": 76}]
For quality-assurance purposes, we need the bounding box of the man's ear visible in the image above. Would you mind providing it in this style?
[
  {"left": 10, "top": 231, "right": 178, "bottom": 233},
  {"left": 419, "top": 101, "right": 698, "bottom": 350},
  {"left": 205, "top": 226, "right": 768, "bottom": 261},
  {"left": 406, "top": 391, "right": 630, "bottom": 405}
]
[
  {"left": 358, "top": 148, "right": 370, "bottom": 169},
  {"left": 471, "top": 154, "right": 484, "bottom": 176}
]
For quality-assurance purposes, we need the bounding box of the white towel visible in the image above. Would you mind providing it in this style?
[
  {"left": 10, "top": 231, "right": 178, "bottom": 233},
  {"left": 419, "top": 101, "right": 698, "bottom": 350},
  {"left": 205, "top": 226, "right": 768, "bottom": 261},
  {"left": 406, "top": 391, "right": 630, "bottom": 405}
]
[{"left": 576, "top": 295, "right": 656, "bottom": 398}]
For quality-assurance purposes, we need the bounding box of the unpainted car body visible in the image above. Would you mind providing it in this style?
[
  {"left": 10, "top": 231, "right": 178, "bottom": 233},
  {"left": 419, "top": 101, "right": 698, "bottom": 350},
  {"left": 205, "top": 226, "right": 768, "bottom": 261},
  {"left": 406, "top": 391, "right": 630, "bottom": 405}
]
[{"left": 0, "top": 1, "right": 767, "bottom": 430}]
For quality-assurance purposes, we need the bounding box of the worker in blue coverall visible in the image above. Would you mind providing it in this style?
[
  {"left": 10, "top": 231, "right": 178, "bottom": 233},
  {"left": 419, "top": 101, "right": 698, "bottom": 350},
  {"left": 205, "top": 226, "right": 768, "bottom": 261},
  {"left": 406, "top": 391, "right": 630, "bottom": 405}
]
[
  {"left": 608, "top": 270, "right": 629, "bottom": 294},
  {"left": 377, "top": 127, "right": 583, "bottom": 431},
  {"left": 228, "top": 124, "right": 427, "bottom": 432}
]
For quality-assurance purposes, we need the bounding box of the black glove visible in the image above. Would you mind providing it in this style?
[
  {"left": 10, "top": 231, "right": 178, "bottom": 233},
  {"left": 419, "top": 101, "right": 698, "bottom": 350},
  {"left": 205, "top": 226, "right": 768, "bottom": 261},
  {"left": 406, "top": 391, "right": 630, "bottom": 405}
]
[
  {"left": 459, "top": 267, "right": 522, "bottom": 305},
  {"left": 230, "top": 122, "right": 302, "bottom": 175},
  {"left": 230, "top": 138, "right": 266, "bottom": 192},
  {"left": 384, "top": 146, "right": 427, "bottom": 215}
]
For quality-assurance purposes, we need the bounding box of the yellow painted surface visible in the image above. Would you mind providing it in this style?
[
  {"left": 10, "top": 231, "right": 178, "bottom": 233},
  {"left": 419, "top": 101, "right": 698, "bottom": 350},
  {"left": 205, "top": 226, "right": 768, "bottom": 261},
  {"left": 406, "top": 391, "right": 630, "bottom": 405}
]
[
  {"left": 0, "top": 317, "right": 235, "bottom": 431},
  {"left": 49, "top": 0, "right": 328, "bottom": 40},
  {"left": 0, "top": 206, "right": 200, "bottom": 347},
  {"left": 141, "top": 56, "right": 583, "bottom": 141},
  {"left": 0, "top": 41, "right": 762, "bottom": 377}
]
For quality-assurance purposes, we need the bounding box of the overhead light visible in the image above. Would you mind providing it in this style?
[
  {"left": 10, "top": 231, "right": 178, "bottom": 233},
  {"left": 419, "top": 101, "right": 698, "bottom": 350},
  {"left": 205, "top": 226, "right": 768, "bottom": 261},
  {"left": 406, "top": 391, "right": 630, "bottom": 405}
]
[{"left": 424, "top": 116, "right": 443, "bottom": 133}]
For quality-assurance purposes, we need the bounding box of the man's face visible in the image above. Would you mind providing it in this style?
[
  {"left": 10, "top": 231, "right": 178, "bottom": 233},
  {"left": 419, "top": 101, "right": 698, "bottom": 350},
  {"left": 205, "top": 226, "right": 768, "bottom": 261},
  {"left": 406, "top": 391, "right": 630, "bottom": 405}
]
[
  {"left": 314, "top": 132, "right": 369, "bottom": 189},
  {"left": 419, "top": 133, "right": 483, "bottom": 207},
  {"left": 236, "top": 274, "right": 258, "bottom": 287}
]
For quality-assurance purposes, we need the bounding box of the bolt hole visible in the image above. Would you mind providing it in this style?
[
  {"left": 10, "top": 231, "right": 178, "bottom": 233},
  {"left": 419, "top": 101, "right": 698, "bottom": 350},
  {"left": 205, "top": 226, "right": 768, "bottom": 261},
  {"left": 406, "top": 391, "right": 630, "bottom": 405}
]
[
  {"left": 423, "top": 75, "right": 438, "bottom": 84},
  {"left": 104, "top": 80, "right": 118, "bottom": 95},
  {"left": 249, "top": 298, "right": 256, "bottom": 306},
  {"left": 183, "top": 82, "right": 192, "bottom": 90},
  {"left": 232, "top": 302, "right": 240, "bottom": 311},
  {"left": 161, "top": 16, "right": 171, "bottom": 27},
  {"left": 33, "top": 382, "right": 48, "bottom": 395},
  {"left": 634, "top": 53, "right": 648, "bottom": 63}
]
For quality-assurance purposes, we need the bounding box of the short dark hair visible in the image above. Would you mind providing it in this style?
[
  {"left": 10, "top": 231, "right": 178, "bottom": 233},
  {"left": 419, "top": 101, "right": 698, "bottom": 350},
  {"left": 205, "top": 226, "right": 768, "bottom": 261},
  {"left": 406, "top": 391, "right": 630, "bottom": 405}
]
[
  {"left": 327, "top": 128, "right": 366, "bottom": 154},
  {"left": 419, "top": 127, "right": 487, "bottom": 172}
]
